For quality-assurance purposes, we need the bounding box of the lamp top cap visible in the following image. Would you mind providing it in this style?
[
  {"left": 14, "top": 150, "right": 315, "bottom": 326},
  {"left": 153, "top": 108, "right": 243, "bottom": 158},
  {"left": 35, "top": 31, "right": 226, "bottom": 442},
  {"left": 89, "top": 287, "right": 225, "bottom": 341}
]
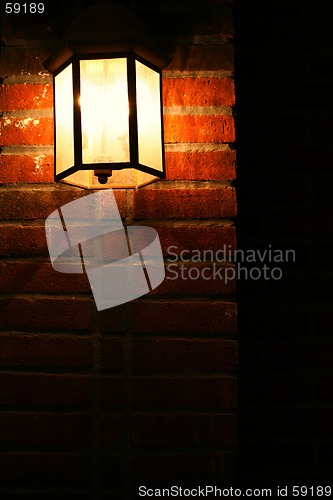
[{"left": 43, "top": 3, "right": 170, "bottom": 73}]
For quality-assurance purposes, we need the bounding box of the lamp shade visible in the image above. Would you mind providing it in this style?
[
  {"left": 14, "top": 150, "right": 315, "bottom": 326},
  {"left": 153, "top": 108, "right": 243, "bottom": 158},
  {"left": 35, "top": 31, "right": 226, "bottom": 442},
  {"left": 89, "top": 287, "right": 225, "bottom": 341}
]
[{"left": 43, "top": 4, "right": 170, "bottom": 189}]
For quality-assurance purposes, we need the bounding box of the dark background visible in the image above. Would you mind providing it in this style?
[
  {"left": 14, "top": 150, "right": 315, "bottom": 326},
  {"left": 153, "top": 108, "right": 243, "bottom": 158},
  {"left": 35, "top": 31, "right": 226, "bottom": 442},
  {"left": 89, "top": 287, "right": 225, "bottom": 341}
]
[
  {"left": 235, "top": 0, "right": 333, "bottom": 485},
  {"left": 2, "top": 0, "right": 333, "bottom": 492}
]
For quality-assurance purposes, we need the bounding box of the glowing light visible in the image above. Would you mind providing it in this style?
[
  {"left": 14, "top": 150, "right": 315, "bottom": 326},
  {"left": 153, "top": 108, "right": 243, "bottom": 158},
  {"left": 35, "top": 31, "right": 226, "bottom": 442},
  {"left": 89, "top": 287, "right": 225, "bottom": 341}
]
[{"left": 80, "top": 59, "right": 130, "bottom": 164}]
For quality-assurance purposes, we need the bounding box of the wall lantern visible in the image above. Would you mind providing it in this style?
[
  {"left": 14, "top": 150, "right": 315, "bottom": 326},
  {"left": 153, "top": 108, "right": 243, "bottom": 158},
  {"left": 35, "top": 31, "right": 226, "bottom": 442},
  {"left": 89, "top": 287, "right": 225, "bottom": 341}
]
[{"left": 43, "top": 4, "right": 170, "bottom": 189}]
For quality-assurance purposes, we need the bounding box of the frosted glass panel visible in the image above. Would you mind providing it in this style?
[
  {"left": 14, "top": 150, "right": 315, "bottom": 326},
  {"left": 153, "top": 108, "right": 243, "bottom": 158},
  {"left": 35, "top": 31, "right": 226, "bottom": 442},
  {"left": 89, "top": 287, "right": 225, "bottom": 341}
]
[
  {"left": 54, "top": 64, "right": 74, "bottom": 174},
  {"left": 136, "top": 61, "right": 163, "bottom": 172},
  {"left": 80, "top": 59, "right": 130, "bottom": 164}
]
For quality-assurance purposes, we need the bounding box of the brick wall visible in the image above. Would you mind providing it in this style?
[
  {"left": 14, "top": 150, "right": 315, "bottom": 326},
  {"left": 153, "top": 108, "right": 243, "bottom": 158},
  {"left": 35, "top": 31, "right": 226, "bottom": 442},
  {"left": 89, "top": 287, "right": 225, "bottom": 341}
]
[
  {"left": 236, "top": 0, "right": 333, "bottom": 484},
  {"left": 0, "top": 0, "right": 236, "bottom": 496}
]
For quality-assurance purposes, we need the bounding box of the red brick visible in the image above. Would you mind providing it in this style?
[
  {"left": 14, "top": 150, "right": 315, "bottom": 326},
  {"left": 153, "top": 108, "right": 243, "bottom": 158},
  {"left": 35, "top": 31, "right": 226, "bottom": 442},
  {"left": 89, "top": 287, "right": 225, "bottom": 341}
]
[
  {"left": 0, "top": 47, "right": 52, "bottom": 75},
  {"left": 163, "top": 77, "right": 235, "bottom": 107},
  {"left": 0, "top": 188, "right": 71, "bottom": 220},
  {"left": 99, "top": 456, "right": 123, "bottom": 488},
  {"left": 99, "top": 304, "right": 128, "bottom": 334},
  {"left": 133, "top": 186, "right": 236, "bottom": 219},
  {"left": 144, "top": 3, "right": 234, "bottom": 37},
  {"left": 0, "top": 453, "right": 90, "bottom": 486},
  {"left": 0, "top": 373, "right": 93, "bottom": 406},
  {"left": 100, "top": 338, "right": 124, "bottom": 370},
  {"left": 156, "top": 263, "right": 236, "bottom": 296},
  {"left": 131, "top": 300, "right": 237, "bottom": 334},
  {"left": 166, "top": 44, "right": 234, "bottom": 72},
  {"left": 0, "top": 297, "right": 94, "bottom": 332},
  {"left": 0, "top": 225, "right": 48, "bottom": 256},
  {"left": 154, "top": 224, "right": 236, "bottom": 254},
  {"left": 213, "top": 414, "right": 238, "bottom": 445},
  {"left": 0, "top": 154, "right": 54, "bottom": 183},
  {"left": 0, "top": 117, "right": 53, "bottom": 146},
  {"left": 132, "top": 339, "right": 237, "bottom": 372},
  {"left": 101, "top": 377, "right": 125, "bottom": 408},
  {"left": 0, "top": 261, "right": 90, "bottom": 294},
  {"left": 0, "top": 84, "right": 53, "bottom": 111},
  {"left": 165, "top": 149, "right": 236, "bottom": 181},
  {"left": 3, "top": 5, "right": 61, "bottom": 40},
  {"left": 133, "top": 452, "right": 236, "bottom": 481},
  {"left": 132, "top": 413, "right": 237, "bottom": 446},
  {"left": 0, "top": 188, "right": 127, "bottom": 220},
  {"left": 100, "top": 415, "right": 124, "bottom": 446},
  {"left": 0, "top": 413, "right": 91, "bottom": 445},
  {"left": 164, "top": 115, "right": 235, "bottom": 143},
  {"left": 0, "top": 333, "right": 93, "bottom": 368},
  {"left": 133, "top": 376, "right": 237, "bottom": 409}
]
